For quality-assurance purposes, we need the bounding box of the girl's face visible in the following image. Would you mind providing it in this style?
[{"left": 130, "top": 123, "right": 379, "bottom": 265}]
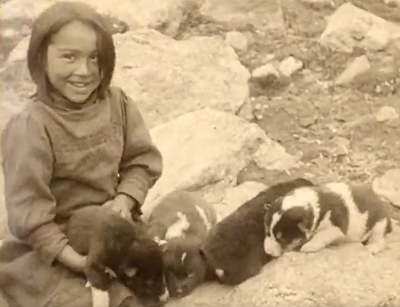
[{"left": 45, "top": 20, "right": 101, "bottom": 104}]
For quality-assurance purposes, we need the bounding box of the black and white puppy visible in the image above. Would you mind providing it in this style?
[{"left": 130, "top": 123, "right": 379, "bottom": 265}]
[
  {"left": 146, "top": 190, "right": 218, "bottom": 298},
  {"left": 263, "top": 182, "right": 393, "bottom": 257},
  {"left": 199, "top": 178, "right": 314, "bottom": 286},
  {"left": 65, "top": 206, "right": 168, "bottom": 307}
]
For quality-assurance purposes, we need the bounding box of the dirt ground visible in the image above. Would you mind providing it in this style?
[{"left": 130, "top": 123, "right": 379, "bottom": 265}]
[{"left": 175, "top": 0, "right": 400, "bottom": 200}]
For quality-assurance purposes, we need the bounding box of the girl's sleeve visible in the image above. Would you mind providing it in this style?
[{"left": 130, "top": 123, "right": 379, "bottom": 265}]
[
  {"left": 1, "top": 113, "right": 68, "bottom": 265},
  {"left": 116, "top": 90, "right": 163, "bottom": 207}
]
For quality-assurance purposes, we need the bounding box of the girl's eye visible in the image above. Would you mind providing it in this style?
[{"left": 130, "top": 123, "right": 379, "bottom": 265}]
[
  {"left": 62, "top": 54, "right": 75, "bottom": 61},
  {"left": 89, "top": 53, "right": 98, "bottom": 61}
]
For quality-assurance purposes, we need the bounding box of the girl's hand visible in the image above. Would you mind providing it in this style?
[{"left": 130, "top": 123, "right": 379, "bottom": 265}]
[
  {"left": 103, "top": 194, "right": 139, "bottom": 220},
  {"left": 58, "top": 245, "right": 87, "bottom": 274}
]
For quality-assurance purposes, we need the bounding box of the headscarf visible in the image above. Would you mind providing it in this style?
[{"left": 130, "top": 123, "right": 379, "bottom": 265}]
[{"left": 27, "top": 1, "right": 116, "bottom": 106}]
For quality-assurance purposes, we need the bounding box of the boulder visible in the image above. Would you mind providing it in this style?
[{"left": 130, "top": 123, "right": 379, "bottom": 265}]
[
  {"left": 200, "top": 0, "right": 285, "bottom": 30},
  {"left": 0, "top": 0, "right": 197, "bottom": 61},
  {"left": 112, "top": 29, "right": 250, "bottom": 128},
  {"left": 214, "top": 181, "right": 267, "bottom": 219},
  {"left": 142, "top": 109, "right": 297, "bottom": 216},
  {"left": 373, "top": 169, "right": 400, "bottom": 208},
  {"left": 320, "top": 3, "right": 400, "bottom": 53}
]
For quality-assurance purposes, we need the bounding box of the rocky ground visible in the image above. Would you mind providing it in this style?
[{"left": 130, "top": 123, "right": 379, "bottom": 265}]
[
  {"left": 2, "top": 0, "right": 400, "bottom": 306},
  {"left": 172, "top": 0, "right": 400, "bottom": 218}
]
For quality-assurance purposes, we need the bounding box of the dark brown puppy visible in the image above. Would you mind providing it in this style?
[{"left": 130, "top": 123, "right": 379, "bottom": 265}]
[
  {"left": 65, "top": 206, "right": 168, "bottom": 307},
  {"left": 199, "top": 178, "right": 314, "bottom": 285}
]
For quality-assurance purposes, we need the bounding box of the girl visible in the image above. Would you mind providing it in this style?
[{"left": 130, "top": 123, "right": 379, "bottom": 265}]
[{"left": 0, "top": 2, "right": 163, "bottom": 307}]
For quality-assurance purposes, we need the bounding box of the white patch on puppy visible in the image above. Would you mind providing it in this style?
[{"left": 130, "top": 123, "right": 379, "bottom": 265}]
[
  {"left": 181, "top": 252, "right": 187, "bottom": 264},
  {"left": 263, "top": 236, "right": 282, "bottom": 257},
  {"left": 165, "top": 212, "right": 190, "bottom": 239},
  {"left": 195, "top": 205, "right": 212, "bottom": 231},
  {"left": 215, "top": 269, "right": 224, "bottom": 278},
  {"left": 86, "top": 281, "right": 110, "bottom": 307}
]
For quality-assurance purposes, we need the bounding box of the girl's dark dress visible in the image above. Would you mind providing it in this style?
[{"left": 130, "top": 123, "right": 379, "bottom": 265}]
[{"left": 0, "top": 86, "right": 163, "bottom": 307}]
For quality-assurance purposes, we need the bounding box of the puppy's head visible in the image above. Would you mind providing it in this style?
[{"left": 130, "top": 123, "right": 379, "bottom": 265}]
[
  {"left": 158, "top": 237, "right": 207, "bottom": 298},
  {"left": 264, "top": 187, "right": 316, "bottom": 257},
  {"left": 119, "top": 235, "right": 168, "bottom": 307}
]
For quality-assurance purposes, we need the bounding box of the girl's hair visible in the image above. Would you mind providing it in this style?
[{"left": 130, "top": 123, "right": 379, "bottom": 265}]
[{"left": 27, "top": 1, "right": 116, "bottom": 100}]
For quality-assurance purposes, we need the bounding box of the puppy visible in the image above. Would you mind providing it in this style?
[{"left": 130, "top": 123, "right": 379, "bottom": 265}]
[
  {"left": 65, "top": 206, "right": 168, "bottom": 307},
  {"left": 263, "top": 182, "right": 393, "bottom": 257},
  {"left": 146, "top": 190, "right": 218, "bottom": 297},
  {"left": 200, "top": 178, "right": 314, "bottom": 286}
]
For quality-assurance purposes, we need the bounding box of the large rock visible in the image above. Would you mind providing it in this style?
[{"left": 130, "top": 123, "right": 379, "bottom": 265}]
[
  {"left": 142, "top": 109, "right": 298, "bottom": 216},
  {"left": 373, "top": 169, "right": 400, "bottom": 208},
  {"left": 112, "top": 29, "right": 250, "bottom": 128},
  {"left": 214, "top": 181, "right": 267, "bottom": 219},
  {"left": 0, "top": 87, "right": 29, "bottom": 133},
  {"left": 0, "top": 0, "right": 198, "bottom": 61},
  {"left": 200, "top": 0, "right": 285, "bottom": 29},
  {"left": 64, "top": 0, "right": 199, "bottom": 37},
  {"left": 320, "top": 3, "right": 400, "bottom": 53}
]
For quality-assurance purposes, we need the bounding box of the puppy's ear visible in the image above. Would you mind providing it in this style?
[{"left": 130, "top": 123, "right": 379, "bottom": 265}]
[
  {"left": 297, "top": 220, "right": 309, "bottom": 233},
  {"left": 264, "top": 203, "right": 272, "bottom": 210},
  {"left": 297, "top": 209, "right": 313, "bottom": 234}
]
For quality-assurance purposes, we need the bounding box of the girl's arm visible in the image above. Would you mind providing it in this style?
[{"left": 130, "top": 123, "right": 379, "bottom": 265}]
[
  {"left": 1, "top": 113, "right": 83, "bottom": 270},
  {"left": 116, "top": 89, "right": 163, "bottom": 210}
]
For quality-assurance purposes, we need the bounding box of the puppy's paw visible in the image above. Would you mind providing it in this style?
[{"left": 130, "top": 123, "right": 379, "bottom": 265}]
[
  {"left": 263, "top": 237, "right": 282, "bottom": 257},
  {"left": 366, "top": 242, "right": 385, "bottom": 255},
  {"left": 300, "top": 240, "right": 325, "bottom": 253}
]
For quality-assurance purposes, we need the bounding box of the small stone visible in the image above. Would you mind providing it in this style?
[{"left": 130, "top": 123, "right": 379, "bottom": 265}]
[
  {"left": 299, "top": 117, "right": 316, "bottom": 128},
  {"left": 225, "top": 31, "right": 248, "bottom": 52},
  {"left": 278, "top": 56, "right": 303, "bottom": 77},
  {"left": 237, "top": 98, "right": 255, "bottom": 121},
  {"left": 335, "top": 55, "right": 371, "bottom": 85},
  {"left": 376, "top": 106, "right": 399, "bottom": 122},
  {"left": 332, "top": 136, "right": 350, "bottom": 155},
  {"left": 255, "top": 113, "right": 263, "bottom": 120},
  {"left": 252, "top": 63, "right": 280, "bottom": 79},
  {"left": 265, "top": 53, "right": 276, "bottom": 62},
  {"left": 384, "top": 0, "right": 400, "bottom": 7},
  {"left": 255, "top": 103, "right": 262, "bottom": 110}
]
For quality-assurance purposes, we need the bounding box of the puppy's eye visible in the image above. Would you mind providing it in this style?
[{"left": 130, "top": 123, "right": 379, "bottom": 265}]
[{"left": 276, "top": 232, "right": 282, "bottom": 240}]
